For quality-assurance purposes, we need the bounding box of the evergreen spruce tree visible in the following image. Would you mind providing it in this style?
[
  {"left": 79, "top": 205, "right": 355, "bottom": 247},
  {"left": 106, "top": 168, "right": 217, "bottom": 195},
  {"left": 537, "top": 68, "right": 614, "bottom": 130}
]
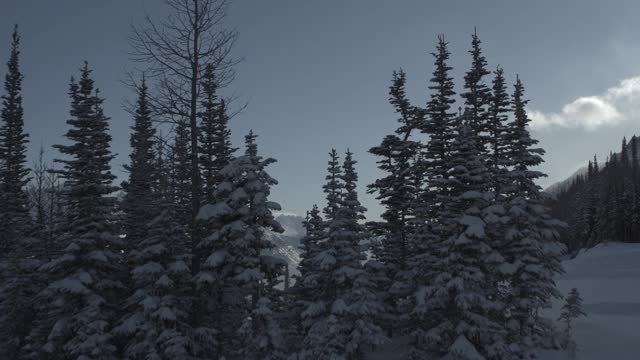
[
  {"left": 323, "top": 149, "right": 343, "bottom": 221},
  {"left": 114, "top": 196, "right": 192, "bottom": 358},
  {"left": 413, "top": 121, "right": 508, "bottom": 359},
  {"left": 198, "top": 63, "right": 219, "bottom": 205},
  {"left": 339, "top": 151, "right": 386, "bottom": 357},
  {"left": 296, "top": 151, "right": 344, "bottom": 358},
  {"left": 406, "top": 35, "right": 459, "bottom": 356},
  {"left": 0, "top": 25, "right": 30, "bottom": 249},
  {"left": 115, "top": 104, "right": 193, "bottom": 358},
  {"left": 41, "top": 62, "right": 122, "bottom": 358},
  {"left": 618, "top": 137, "right": 632, "bottom": 242},
  {"left": 299, "top": 150, "right": 385, "bottom": 359},
  {"left": 171, "top": 117, "right": 192, "bottom": 226},
  {"left": 558, "top": 288, "right": 586, "bottom": 357},
  {"left": 421, "top": 35, "right": 458, "bottom": 217},
  {"left": 368, "top": 69, "right": 422, "bottom": 332},
  {"left": 576, "top": 160, "right": 599, "bottom": 251},
  {"left": 122, "top": 76, "right": 156, "bottom": 245},
  {"left": 631, "top": 137, "right": 640, "bottom": 236},
  {"left": 0, "top": 25, "right": 40, "bottom": 359},
  {"left": 502, "top": 76, "right": 564, "bottom": 355},
  {"left": 487, "top": 66, "right": 511, "bottom": 194},
  {"left": 368, "top": 69, "right": 420, "bottom": 271},
  {"left": 296, "top": 205, "right": 325, "bottom": 291},
  {"left": 558, "top": 288, "right": 586, "bottom": 360},
  {"left": 238, "top": 296, "right": 287, "bottom": 360},
  {"left": 198, "top": 64, "right": 236, "bottom": 205},
  {"left": 195, "top": 131, "right": 284, "bottom": 358},
  {"left": 460, "top": 29, "right": 492, "bottom": 154},
  {"left": 292, "top": 204, "right": 326, "bottom": 333}
]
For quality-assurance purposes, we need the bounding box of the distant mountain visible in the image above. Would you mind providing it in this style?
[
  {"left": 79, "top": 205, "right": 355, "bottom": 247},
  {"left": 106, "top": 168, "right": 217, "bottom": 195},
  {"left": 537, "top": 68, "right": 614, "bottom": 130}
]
[
  {"left": 545, "top": 165, "right": 588, "bottom": 195},
  {"left": 265, "top": 212, "right": 305, "bottom": 274},
  {"left": 545, "top": 135, "right": 640, "bottom": 195}
]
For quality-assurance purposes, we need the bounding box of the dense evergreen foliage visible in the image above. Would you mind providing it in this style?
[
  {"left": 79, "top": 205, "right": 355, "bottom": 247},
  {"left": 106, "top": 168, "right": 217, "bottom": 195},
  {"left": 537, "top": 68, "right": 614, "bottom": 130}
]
[
  {"left": 43, "top": 62, "right": 122, "bottom": 357},
  {"left": 551, "top": 135, "right": 640, "bottom": 253},
  {"left": 0, "top": 16, "right": 575, "bottom": 360}
]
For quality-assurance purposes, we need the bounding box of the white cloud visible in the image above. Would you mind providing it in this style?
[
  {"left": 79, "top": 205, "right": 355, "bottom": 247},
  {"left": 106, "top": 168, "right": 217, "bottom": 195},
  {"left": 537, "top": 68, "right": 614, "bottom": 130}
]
[{"left": 529, "top": 76, "right": 640, "bottom": 130}]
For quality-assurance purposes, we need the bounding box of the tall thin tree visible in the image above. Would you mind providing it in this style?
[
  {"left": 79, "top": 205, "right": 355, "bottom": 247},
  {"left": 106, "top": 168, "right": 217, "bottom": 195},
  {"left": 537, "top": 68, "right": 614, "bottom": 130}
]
[
  {"left": 123, "top": 76, "right": 156, "bottom": 244},
  {"left": 0, "top": 25, "right": 30, "bottom": 249},
  {"left": 41, "top": 63, "right": 122, "bottom": 357}
]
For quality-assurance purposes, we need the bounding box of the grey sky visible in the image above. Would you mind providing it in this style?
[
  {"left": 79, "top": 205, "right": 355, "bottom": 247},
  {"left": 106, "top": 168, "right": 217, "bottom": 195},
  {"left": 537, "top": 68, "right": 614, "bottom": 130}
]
[{"left": 3, "top": 0, "right": 640, "bottom": 218}]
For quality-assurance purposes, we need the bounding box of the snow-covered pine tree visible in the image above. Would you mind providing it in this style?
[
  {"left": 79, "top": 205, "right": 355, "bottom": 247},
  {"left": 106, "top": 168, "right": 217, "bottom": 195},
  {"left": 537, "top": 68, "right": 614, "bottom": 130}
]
[
  {"left": 122, "top": 76, "right": 156, "bottom": 245},
  {"left": 557, "top": 287, "right": 586, "bottom": 357},
  {"left": 40, "top": 62, "right": 122, "bottom": 358},
  {"left": 195, "top": 130, "right": 284, "bottom": 358},
  {"left": 286, "top": 206, "right": 323, "bottom": 352},
  {"left": 114, "top": 78, "right": 194, "bottom": 358},
  {"left": 460, "top": 29, "right": 492, "bottom": 155},
  {"left": 414, "top": 121, "right": 509, "bottom": 360},
  {"left": 619, "top": 137, "right": 634, "bottom": 242},
  {"left": 296, "top": 205, "right": 325, "bottom": 290},
  {"left": 368, "top": 69, "right": 423, "bottom": 334},
  {"left": 576, "top": 160, "right": 599, "bottom": 250},
  {"left": 323, "top": 148, "right": 343, "bottom": 221},
  {"left": 198, "top": 63, "right": 219, "bottom": 204},
  {"left": 0, "top": 26, "right": 41, "bottom": 359},
  {"left": 292, "top": 204, "right": 326, "bottom": 327},
  {"left": 0, "top": 25, "right": 30, "bottom": 249},
  {"left": 487, "top": 66, "right": 511, "bottom": 195},
  {"left": 238, "top": 296, "right": 287, "bottom": 360},
  {"left": 502, "top": 76, "right": 565, "bottom": 355},
  {"left": 114, "top": 185, "right": 192, "bottom": 358},
  {"left": 420, "top": 34, "right": 458, "bottom": 218},
  {"left": 406, "top": 35, "right": 459, "bottom": 355},
  {"left": 295, "top": 149, "right": 344, "bottom": 358},
  {"left": 338, "top": 150, "right": 387, "bottom": 356},
  {"left": 299, "top": 150, "right": 386, "bottom": 359}
]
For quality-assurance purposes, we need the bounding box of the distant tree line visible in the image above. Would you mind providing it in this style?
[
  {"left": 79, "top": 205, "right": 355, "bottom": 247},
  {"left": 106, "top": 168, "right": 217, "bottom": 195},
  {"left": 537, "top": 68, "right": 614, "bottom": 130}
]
[
  {"left": 551, "top": 135, "right": 640, "bottom": 254},
  {"left": 0, "top": 1, "right": 565, "bottom": 359}
]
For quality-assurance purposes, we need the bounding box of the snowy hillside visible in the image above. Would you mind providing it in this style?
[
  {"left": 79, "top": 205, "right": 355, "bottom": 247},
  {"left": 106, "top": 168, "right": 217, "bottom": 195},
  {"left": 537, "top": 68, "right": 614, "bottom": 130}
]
[
  {"left": 544, "top": 165, "right": 587, "bottom": 195},
  {"left": 540, "top": 242, "right": 640, "bottom": 360},
  {"left": 265, "top": 213, "right": 305, "bottom": 274}
]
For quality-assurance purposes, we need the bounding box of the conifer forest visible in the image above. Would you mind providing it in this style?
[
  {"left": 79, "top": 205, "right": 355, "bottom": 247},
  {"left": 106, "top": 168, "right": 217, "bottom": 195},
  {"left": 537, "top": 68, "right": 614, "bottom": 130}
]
[{"left": 1, "top": 1, "right": 639, "bottom": 359}]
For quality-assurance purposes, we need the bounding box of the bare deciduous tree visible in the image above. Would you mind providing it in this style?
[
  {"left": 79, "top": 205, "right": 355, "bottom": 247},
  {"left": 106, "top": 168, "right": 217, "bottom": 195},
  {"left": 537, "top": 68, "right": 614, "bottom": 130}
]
[
  {"left": 129, "top": 0, "right": 240, "bottom": 317},
  {"left": 28, "top": 146, "right": 64, "bottom": 260}
]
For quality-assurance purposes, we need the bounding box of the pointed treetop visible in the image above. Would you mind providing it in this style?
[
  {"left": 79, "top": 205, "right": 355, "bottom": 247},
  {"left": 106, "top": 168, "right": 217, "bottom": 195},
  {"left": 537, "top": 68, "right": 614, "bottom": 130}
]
[
  {"left": 202, "top": 63, "right": 217, "bottom": 101},
  {"left": 245, "top": 129, "right": 258, "bottom": 157},
  {"left": 10, "top": 24, "right": 19, "bottom": 54},
  {"left": 389, "top": 68, "right": 416, "bottom": 133},
  {"left": 343, "top": 149, "right": 358, "bottom": 189},
  {"left": 323, "top": 148, "right": 343, "bottom": 220},
  {"left": 461, "top": 28, "right": 491, "bottom": 137},
  {"left": 512, "top": 75, "right": 530, "bottom": 127}
]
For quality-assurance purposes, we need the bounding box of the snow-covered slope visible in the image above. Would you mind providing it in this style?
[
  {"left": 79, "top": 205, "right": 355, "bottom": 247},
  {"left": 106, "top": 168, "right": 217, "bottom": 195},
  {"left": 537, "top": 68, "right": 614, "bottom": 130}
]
[
  {"left": 541, "top": 242, "right": 640, "bottom": 360},
  {"left": 265, "top": 213, "right": 305, "bottom": 274}
]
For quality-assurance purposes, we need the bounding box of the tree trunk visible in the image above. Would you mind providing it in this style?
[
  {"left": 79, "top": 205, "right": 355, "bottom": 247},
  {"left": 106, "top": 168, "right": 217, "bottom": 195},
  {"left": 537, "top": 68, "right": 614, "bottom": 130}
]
[{"left": 190, "top": 0, "right": 202, "bottom": 315}]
